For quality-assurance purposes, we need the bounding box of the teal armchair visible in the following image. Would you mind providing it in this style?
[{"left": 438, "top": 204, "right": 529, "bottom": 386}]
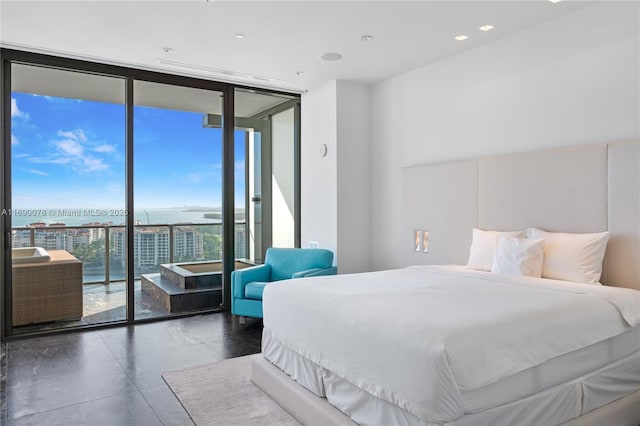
[{"left": 231, "top": 247, "right": 336, "bottom": 321}]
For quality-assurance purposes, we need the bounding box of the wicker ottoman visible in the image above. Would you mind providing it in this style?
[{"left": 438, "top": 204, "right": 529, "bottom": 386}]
[{"left": 12, "top": 250, "right": 83, "bottom": 326}]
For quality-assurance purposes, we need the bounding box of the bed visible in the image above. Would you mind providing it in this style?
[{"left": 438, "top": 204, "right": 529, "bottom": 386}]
[{"left": 251, "top": 141, "right": 640, "bottom": 425}]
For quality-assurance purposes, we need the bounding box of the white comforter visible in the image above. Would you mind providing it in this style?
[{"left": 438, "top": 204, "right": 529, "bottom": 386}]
[{"left": 262, "top": 265, "right": 640, "bottom": 423}]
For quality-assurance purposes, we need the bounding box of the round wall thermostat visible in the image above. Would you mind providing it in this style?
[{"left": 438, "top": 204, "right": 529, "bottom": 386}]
[{"left": 320, "top": 144, "right": 328, "bottom": 157}]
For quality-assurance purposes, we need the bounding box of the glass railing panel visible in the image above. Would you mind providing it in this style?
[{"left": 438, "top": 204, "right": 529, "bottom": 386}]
[{"left": 10, "top": 222, "right": 247, "bottom": 283}]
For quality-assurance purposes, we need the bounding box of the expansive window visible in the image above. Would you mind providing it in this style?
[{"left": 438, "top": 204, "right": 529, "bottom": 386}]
[
  {"left": 1, "top": 50, "right": 300, "bottom": 337},
  {"left": 9, "top": 64, "right": 128, "bottom": 330}
]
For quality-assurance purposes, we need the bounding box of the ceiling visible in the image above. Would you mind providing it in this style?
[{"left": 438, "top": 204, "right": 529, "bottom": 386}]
[
  {"left": 0, "top": 1, "right": 596, "bottom": 94},
  {"left": 11, "top": 63, "right": 296, "bottom": 117}
]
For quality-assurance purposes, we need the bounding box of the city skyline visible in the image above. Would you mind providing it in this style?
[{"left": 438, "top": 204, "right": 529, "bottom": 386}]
[{"left": 10, "top": 92, "right": 247, "bottom": 211}]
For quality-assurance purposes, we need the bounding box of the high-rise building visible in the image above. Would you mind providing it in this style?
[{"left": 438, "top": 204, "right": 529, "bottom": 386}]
[
  {"left": 235, "top": 224, "right": 247, "bottom": 259},
  {"left": 174, "top": 226, "right": 204, "bottom": 261},
  {"left": 111, "top": 225, "right": 206, "bottom": 268}
]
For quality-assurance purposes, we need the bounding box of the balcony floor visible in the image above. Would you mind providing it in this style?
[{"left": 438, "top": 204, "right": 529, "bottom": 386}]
[{"left": 12, "top": 280, "right": 219, "bottom": 335}]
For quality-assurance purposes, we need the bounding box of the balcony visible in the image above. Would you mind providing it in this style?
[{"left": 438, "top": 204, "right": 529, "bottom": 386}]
[{"left": 10, "top": 222, "right": 247, "bottom": 330}]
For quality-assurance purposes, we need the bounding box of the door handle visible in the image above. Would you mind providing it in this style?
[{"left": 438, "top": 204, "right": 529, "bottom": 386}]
[{"left": 251, "top": 195, "right": 261, "bottom": 203}]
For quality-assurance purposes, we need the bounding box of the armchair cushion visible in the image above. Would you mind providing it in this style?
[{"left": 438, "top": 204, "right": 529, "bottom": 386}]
[
  {"left": 291, "top": 266, "right": 338, "bottom": 278},
  {"left": 245, "top": 282, "right": 269, "bottom": 300},
  {"left": 232, "top": 264, "right": 271, "bottom": 299}
]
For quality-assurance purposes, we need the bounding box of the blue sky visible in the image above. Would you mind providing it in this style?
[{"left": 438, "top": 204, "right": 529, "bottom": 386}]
[{"left": 11, "top": 93, "right": 246, "bottom": 209}]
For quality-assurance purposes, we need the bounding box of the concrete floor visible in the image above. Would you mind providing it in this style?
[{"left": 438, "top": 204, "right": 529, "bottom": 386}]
[{"left": 1, "top": 313, "right": 263, "bottom": 425}]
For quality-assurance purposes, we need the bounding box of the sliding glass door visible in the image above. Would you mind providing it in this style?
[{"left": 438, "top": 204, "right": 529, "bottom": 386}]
[
  {"left": 133, "top": 81, "right": 224, "bottom": 320},
  {"left": 234, "top": 89, "right": 299, "bottom": 264}
]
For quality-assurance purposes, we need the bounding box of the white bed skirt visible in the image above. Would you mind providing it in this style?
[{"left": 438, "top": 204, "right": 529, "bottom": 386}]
[
  {"left": 251, "top": 353, "right": 640, "bottom": 426},
  {"left": 260, "top": 326, "right": 640, "bottom": 425}
]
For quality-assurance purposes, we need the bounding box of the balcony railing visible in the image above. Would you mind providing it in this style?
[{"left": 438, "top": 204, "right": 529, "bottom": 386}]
[{"left": 11, "top": 222, "right": 247, "bottom": 285}]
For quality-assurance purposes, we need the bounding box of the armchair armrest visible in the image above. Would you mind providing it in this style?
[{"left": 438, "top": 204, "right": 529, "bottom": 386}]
[
  {"left": 232, "top": 264, "right": 271, "bottom": 299},
  {"left": 291, "top": 266, "right": 337, "bottom": 279}
]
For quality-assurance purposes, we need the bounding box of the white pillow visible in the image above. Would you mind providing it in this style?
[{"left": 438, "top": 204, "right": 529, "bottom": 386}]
[
  {"left": 491, "top": 237, "right": 545, "bottom": 277},
  {"left": 467, "top": 228, "right": 526, "bottom": 271},
  {"left": 526, "top": 228, "right": 609, "bottom": 284}
]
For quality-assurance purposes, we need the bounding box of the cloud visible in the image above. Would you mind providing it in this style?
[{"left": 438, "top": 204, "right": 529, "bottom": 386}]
[
  {"left": 183, "top": 172, "right": 207, "bottom": 184},
  {"left": 11, "top": 98, "right": 29, "bottom": 119},
  {"left": 28, "top": 169, "right": 49, "bottom": 176},
  {"left": 11, "top": 134, "right": 19, "bottom": 145},
  {"left": 29, "top": 156, "right": 72, "bottom": 165},
  {"left": 94, "top": 144, "right": 116, "bottom": 153},
  {"left": 81, "top": 156, "right": 109, "bottom": 172},
  {"left": 57, "top": 129, "right": 87, "bottom": 142},
  {"left": 28, "top": 128, "right": 112, "bottom": 174},
  {"left": 54, "top": 139, "right": 84, "bottom": 156}
]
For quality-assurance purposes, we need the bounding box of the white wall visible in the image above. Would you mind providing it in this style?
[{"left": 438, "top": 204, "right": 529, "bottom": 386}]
[
  {"left": 301, "top": 80, "right": 372, "bottom": 272},
  {"left": 301, "top": 81, "right": 338, "bottom": 258},
  {"left": 336, "top": 81, "right": 372, "bottom": 273},
  {"left": 370, "top": 1, "right": 640, "bottom": 270}
]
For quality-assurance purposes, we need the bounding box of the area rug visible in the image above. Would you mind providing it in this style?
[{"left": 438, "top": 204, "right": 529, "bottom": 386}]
[{"left": 162, "top": 355, "right": 301, "bottom": 426}]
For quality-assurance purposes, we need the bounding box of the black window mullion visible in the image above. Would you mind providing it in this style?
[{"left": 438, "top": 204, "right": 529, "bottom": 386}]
[
  {"left": 1, "top": 56, "right": 13, "bottom": 338},
  {"left": 125, "top": 77, "right": 135, "bottom": 324},
  {"left": 222, "top": 87, "right": 235, "bottom": 311}
]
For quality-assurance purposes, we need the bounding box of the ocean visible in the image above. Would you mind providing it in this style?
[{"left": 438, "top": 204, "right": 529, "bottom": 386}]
[{"left": 7, "top": 207, "right": 225, "bottom": 228}]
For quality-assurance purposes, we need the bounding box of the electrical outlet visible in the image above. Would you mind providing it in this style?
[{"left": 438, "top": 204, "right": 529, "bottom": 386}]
[{"left": 309, "top": 241, "right": 320, "bottom": 249}]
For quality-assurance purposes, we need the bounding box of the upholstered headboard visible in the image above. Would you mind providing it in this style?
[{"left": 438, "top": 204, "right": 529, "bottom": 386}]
[{"left": 400, "top": 141, "right": 640, "bottom": 290}]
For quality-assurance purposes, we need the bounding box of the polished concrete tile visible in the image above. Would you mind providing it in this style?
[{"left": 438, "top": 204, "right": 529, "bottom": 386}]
[
  {"left": 141, "top": 384, "right": 195, "bottom": 426},
  {"left": 179, "top": 312, "right": 263, "bottom": 346},
  {"left": 1, "top": 312, "right": 262, "bottom": 425},
  {"left": 6, "top": 391, "right": 162, "bottom": 426},
  {"left": 98, "top": 321, "right": 205, "bottom": 360},
  {"left": 115, "top": 342, "right": 224, "bottom": 390},
  {"left": 5, "top": 333, "right": 139, "bottom": 418},
  {"left": 6, "top": 331, "right": 113, "bottom": 374}
]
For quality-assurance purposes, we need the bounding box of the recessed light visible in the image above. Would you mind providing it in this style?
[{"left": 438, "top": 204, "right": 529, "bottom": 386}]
[
  {"left": 548, "top": 0, "right": 562, "bottom": 3},
  {"left": 454, "top": 35, "right": 468, "bottom": 41},
  {"left": 295, "top": 71, "right": 304, "bottom": 76},
  {"left": 161, "top": 47, "right": 174, "bottom": 53},
  {"left": 235, "top": 33, "right": 246, "bottom": 39},
  {"left": 320, "top": 52, "right": 343, "bottom": 61},
  {"left": 361, "top": 35, "right": 374, "bottom": 42},
  {"left": 478, "top": 25, "right": 494, "bottom": 32}
]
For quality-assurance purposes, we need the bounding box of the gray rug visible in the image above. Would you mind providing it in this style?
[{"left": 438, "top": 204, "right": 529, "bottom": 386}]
[{"left": 162, "top": 355, "right": 301, "bottom": 426}]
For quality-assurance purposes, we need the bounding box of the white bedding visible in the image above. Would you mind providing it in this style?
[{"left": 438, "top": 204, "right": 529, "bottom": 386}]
[{"left": 262, "top": 265, "right": 640, "bottom": 423}]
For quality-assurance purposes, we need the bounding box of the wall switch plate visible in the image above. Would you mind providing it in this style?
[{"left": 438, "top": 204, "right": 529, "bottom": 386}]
[{"left": 309, "top": 241, "right": 320, "bottom": 249}]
